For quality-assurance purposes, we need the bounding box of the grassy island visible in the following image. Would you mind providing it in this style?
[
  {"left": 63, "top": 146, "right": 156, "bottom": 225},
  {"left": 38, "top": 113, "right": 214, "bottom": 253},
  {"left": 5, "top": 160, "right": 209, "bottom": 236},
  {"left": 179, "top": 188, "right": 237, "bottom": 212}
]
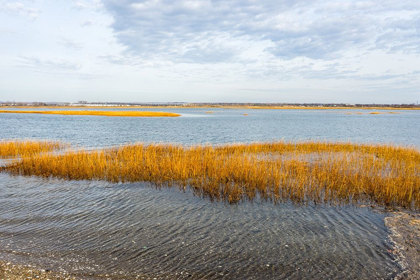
[
  {"left": 1, "top": 140, "right": 419, "bottom": 209},
  {"left": 0, "top": 110, "right": 180, "bottom": 117}
]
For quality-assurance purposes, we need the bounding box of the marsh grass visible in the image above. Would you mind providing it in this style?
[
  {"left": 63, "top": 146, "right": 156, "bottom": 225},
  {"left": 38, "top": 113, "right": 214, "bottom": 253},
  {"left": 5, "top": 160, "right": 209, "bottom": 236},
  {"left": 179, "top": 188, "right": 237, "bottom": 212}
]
[
  {"left": 0, "top": 140, "right": 65, "bottom": 158},
  {"left": 0, "top": 110, "right": 180, "bottom": 117},
  {"left": 346, "top": 112, "right": 401, "bottom": 115},
  {"left": 2, "top": 141, "right": 419, "bottom": 209}
]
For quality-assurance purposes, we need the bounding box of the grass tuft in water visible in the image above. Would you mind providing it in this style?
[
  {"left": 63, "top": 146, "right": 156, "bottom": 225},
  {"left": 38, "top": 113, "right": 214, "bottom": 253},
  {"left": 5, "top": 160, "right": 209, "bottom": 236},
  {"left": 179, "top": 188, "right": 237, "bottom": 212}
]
[{"left": 0, "top": 140, "right": 65, "bottom": 157}]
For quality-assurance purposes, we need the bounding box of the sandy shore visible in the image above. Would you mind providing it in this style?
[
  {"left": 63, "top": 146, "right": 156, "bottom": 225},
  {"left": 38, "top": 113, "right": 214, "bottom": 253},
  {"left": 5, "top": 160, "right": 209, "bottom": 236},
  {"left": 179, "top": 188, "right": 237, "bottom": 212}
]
[
  {"left": 0, "top": 261, "right": 76, "bottom": 279},
  {"left": 385, "top": 212, "right": 420, "bottom": 279}
]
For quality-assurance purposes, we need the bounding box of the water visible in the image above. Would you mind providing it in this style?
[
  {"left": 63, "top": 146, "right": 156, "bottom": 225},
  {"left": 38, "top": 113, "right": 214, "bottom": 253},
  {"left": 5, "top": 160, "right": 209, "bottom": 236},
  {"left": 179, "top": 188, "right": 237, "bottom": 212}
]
[
  {"left": 1, "top": 108, "right": 419, "bottom": 279},
  {"left": 1, "top": 108, "right": 419, "bottom": 148}
]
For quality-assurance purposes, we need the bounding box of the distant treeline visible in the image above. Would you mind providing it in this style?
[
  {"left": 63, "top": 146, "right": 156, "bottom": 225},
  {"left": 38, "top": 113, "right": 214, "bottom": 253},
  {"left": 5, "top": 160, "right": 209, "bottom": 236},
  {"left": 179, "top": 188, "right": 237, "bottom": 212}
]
[{"left": 0, "top": 102, "right": 419, "bottom": 108}]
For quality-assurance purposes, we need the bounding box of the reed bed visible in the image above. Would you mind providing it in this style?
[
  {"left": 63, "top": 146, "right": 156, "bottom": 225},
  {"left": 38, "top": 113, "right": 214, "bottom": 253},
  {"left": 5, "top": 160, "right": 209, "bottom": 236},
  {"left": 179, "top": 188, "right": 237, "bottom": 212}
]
[
  {"left": 2, "top": 141, "right": 419, "bottom": 209},
  {"left": 346, "top": 112, "right": 400, "bottom": 115},
  {"left": 0, "top": 140, "right": 65, "bottom": 157},
  {"left": 0, "top": 110, "right": 180, "bottom": 117}
]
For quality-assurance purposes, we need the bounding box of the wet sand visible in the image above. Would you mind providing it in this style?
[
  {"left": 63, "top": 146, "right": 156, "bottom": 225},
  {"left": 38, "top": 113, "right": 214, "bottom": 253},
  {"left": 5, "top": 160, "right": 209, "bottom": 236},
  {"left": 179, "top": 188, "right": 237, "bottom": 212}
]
[
  {"left": 0, "top": 261, "right": 75, "bottom": 279},
  {"left": 385, "top": 212, "right": 420, "bottom": 279}
]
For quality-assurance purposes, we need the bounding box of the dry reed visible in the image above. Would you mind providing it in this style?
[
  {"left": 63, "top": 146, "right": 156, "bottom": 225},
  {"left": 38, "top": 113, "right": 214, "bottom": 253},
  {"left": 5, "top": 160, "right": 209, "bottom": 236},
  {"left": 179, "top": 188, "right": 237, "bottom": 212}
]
[
  {"left": 347, "top": 112, "right": 400, "bottom": 115},
  {"left": 0, "top": 140, "right": 64, "bottom": 157},
  {"left": 2, "top": 141, "right": 419, "bottom": 209},
  {"left": 0, "top": 110, "right": 180, "bottom": 117}
]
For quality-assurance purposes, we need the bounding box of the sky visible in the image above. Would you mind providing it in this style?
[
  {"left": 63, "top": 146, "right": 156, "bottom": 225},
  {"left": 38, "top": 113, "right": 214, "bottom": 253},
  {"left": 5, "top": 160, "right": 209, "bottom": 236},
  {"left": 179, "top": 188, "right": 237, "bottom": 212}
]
[{"left": 0, "top": 0, "right": 420, "bottom": 103}]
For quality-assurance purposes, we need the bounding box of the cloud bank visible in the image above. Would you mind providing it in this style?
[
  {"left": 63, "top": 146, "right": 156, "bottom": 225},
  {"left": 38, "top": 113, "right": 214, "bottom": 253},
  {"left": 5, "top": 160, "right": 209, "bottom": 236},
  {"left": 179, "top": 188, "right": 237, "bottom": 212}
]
[
  {"left": 0, "top": 1, "right": 40, "bottom": 19},
  {"left": 102, "top": 0, "right": 420, "bottom": 62}
]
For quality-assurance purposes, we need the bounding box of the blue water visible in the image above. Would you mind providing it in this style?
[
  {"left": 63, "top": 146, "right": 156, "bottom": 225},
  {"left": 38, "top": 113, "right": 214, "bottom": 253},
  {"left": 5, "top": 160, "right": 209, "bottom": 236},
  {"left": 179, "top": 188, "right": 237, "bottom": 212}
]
[{"left": 1, "top": 108, "right": 419, "bottom": 147}]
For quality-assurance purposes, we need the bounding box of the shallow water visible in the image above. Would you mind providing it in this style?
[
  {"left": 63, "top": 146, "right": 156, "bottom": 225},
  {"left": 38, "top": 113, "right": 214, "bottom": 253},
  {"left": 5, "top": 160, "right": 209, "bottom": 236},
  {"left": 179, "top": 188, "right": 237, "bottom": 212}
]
[
  {"left": 1, "top": 108, "right": 419, "bottom": 279},
  {"left": 0, "top": 174, "right": 399, "bottom": 279},
  {"left": 1, "top": 108, "right": 419, "bottom": 148}
]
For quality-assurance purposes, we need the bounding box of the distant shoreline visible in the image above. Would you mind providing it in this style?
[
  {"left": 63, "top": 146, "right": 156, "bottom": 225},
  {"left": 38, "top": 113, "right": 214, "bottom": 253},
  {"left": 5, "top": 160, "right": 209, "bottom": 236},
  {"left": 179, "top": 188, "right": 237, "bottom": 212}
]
[{"left": 1, "top": 105, "right": 420, "bottom": 110}]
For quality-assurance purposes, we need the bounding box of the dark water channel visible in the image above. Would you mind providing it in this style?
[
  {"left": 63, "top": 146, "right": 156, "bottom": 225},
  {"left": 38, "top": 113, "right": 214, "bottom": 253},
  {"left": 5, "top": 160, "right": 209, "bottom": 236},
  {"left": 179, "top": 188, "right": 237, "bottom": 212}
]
[{"left": 1, "top": 108, "right": 419, "bottom": 279}]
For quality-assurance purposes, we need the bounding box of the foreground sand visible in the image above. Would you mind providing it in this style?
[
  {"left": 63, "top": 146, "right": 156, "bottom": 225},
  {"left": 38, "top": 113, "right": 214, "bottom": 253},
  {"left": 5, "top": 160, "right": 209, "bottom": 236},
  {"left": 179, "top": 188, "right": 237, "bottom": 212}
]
[
  {"left": 0, "top": 261, "right": 76, "bottom": 280},
  {"left": 0, "top": 110, "right": 180, "bottom": 117},
  {"left": 385, "top": 212, "right": 420, "bottom": 279}
]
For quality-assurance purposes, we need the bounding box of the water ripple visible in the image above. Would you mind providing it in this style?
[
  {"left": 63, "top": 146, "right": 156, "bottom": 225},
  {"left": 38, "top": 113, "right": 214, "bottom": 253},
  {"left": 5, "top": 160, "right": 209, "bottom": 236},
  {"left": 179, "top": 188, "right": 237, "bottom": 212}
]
[{"left": 0, "top": 173, "right": 400, "bottom": 279}]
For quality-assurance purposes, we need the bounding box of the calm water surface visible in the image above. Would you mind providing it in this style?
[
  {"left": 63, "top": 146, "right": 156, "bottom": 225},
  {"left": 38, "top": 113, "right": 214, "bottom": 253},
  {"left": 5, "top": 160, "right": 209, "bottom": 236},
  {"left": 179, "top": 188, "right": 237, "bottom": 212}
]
[
  {"left": 1, "top": 109, "right": 419, "bottom": 279},
  {"left": 1, "top": 108, "right": 419, "bottom": 147}
]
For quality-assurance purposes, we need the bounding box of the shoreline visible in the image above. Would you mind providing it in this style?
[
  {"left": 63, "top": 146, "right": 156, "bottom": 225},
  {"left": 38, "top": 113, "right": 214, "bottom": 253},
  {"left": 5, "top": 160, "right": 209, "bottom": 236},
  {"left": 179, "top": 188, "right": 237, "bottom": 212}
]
[
  {"left": 385, "top": 211, "right": 420, "bottom": 279},
  {"left": 1, "top": 105, "right": 420, "bottom": 110},
  {"left": 0, "top": 261, "right": 76, "bottom": 280}
]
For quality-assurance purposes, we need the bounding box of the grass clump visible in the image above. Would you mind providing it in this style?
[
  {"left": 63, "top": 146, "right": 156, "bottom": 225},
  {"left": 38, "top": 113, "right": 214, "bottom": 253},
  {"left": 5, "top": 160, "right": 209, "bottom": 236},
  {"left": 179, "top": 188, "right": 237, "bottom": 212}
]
[
  {"left": 0, "top": 140, "right": 65, "bottom": 158},
  {"left": 0, "top": 110, "right": 180, "bottom": 117},
  {"left": 2, "top": 141, "right": 419, "bottom": 209}
]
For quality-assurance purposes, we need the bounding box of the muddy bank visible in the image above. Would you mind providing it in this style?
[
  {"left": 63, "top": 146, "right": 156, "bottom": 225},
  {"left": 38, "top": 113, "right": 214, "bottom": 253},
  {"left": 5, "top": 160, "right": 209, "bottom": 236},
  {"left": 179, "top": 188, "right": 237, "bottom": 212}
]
[{"left": 385, "top": 212, "right": 420, "bottom": 279}]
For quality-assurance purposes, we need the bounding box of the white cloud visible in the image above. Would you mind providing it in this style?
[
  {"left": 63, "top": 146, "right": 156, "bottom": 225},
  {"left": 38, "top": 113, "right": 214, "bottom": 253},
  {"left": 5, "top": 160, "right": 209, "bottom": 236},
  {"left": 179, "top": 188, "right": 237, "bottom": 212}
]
[
  {"left": 101, "top": 0, "right": 420, "bottom": 62},
  {"left": 17, "top": 56, "right": 82, "bottom": 71},
  {"left": 73, "top": 0, "right": 103, "bottom": 10},
  {"left": 80, "top": 19, "right": 94, "bottom": 27},
  {"left": 58, "top": 38, "right": 84, "bottom": 51},
  {"left": 0, "top": 1, "right": 40, "bottom": 19}
]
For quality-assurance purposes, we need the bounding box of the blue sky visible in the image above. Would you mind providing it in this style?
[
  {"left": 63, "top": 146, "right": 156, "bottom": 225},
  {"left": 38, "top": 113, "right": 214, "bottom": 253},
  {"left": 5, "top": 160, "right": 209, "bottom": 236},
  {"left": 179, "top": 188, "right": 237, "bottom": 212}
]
[{"left": 1, "top": 0, "right": 420, "bottom": 103}]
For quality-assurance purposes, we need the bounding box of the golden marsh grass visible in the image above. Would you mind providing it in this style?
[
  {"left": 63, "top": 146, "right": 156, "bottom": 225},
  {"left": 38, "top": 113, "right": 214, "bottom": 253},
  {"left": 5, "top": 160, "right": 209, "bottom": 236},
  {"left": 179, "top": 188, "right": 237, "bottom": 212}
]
[
  {"left": 346, "top": 112, "right": 401, "bottom": 115},
  {"left": 2, "top": 141, "right": 419, "bottom": 209},
  {"left": 0, "top": 110, "right": 180, "bottom": 117},
  {"left": 0, "top": 140, "right": 64, "bottom": 157}
]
